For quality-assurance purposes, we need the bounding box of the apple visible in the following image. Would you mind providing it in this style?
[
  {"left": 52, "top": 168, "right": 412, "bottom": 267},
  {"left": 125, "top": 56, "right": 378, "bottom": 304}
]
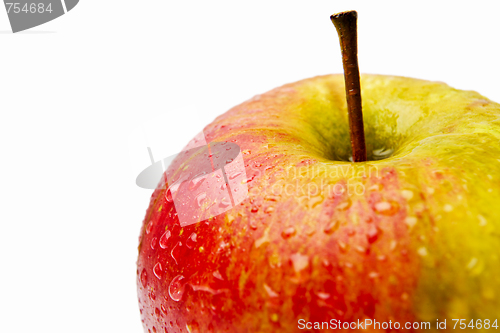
[{"left": 136, "top": 72, "right": 500, "bottom": 332}]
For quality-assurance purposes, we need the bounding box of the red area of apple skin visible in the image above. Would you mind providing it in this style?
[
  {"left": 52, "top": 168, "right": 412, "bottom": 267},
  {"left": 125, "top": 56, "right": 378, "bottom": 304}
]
[
  {"left": 137, "top": 162, "right": 422, "bottom": 332},
  {"left": 136, "top": 78, "right": 428, "bottom": 333}
]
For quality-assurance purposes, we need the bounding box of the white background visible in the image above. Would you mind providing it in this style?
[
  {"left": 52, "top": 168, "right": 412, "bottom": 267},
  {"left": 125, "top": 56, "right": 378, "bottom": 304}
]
[{"left": 1, "top": 1, "right": 499, "bottom": 332}]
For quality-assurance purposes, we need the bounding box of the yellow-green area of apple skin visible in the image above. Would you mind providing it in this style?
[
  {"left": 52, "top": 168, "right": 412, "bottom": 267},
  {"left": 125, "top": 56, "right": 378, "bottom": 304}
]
[
  {"left": 137, "top": 74, "right": 500, "bottom": 333},
  {"left": 206, "top": 75, "right": 500, "bottom": 327}
]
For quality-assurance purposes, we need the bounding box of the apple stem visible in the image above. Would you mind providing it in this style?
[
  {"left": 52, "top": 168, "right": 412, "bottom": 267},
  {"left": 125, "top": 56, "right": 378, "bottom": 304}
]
[{"left": 331, "top": 10, "right": 367, "bottom": 162}]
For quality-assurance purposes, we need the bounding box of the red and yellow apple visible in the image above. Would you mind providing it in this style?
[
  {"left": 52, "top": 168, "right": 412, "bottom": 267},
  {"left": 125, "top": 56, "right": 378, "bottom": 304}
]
[{"left": 137, "top": 74, "right": 500, "bottom": 332}]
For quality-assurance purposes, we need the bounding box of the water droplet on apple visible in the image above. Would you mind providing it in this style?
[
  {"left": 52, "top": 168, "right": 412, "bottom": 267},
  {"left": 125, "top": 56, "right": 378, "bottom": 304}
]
[
  {"left": 264, "top": 206, "right": 274, "bottom": 213},
  {"left": 308, "top": 194, "right": 324, "bottom": 209},
  {"left": 220, "top": 240, "right": 230, "bottom": 250},
  {"left": 368, "top": 184, "right": 383, "bottom": 192},
  {"left": 355, "top": 245, "right": 367, "bottom": 254},
  {"left": 226, "top": 158, "right": 234, "bottom": 164},
  {"left": 149, "top": 289, "right": 156, "bottom": 301},
  {"left": 337, "top": 240, "right": 348, "bottom": 252},
  {"left": 186, "top": 233, "right": 197, "bottom": 249},
  {"left": 186, "top": 321, "right": 200, "bottom": 333},
  {"left": 303, "top": 225, "right": 316, "bottom": 236},
  {"left": 219, "top": 197, "right": 231, "bottom": 208},
  {"left": 316, "top": 292, "right": 330, "bottom": 300},
  {"left": 146, "top": 221, "right": 154, "bottom": 234},
  {"left": 466, "top": 257, "right": 478, "bottom": 270},
  {"left": 254, "top": 228, "right": 270, "bottom": 248},
  {"left": 372, "top": 147, "right": 394, "bottom": 160},
  {"left": 159, "top": 230, "right": 171, "bottom": 249},
  {"left": 213, "top": 270, "right": 223, "bottom": 280},
  {"left": 153, "top": 262, "right": 163, "bottom": 279},
  {"left": 366, "top": 225, "right": 379, "bottom": 243},
  {"left": 140, "top": 269, "right": 148, "bottom": 288},
  {"left": 195, "top": 192, "right": 207, "bottom": 207},
  {"left": 281, "top": 227, "right": 296, "bottom": 239},
  {"left": 264, "top": 165, "right": 275, "bottom": 173},
  {"left": 189, "top": 174, "right": 207, "bottom": 191},
  {"left": 166, "top": 175, "right": 190, "bottom": 202},
  {"left": 263, "top": 283, "right": 279, "bottom": 297},
  {"left": 166, "top": 189, "right": 176, "bottom": 204},
  {"left": 161, "top": 304, "right": 167, "bottom": 315},
  {"left": 374, "top": 201, "right": 399, "bottom": 215},
  {"left": 324, "top": 220, "right": 339, "bottom": 235},
  {"left": 443, "top": 204, "right": 453, "bottom": 212},
  {"left": 251, "top": 206, "right": 259, "bottom": 213},
  {"left": 336, "top": 199, "right": 351, "bottom": 211},
  {"left": 168, "top": 275, "right": 186, "bottom": 302},
  {"left": 478, "top": 214, "right": 487, "bottom": 226},
  {"left": 264, "top": 194, "right": 280, "bottom": 201},
  {"left": 171, "top": 241, "right": 182, "bottom": 265},
  {"left": 290, "top": 253, "right": 309, "bottom": 273},
  {"left": 404, "top": 216, "right": 418, "bottom": 229},
  {"left": 344, "top": 262, "right": 353, "bottom": 268},
  {"left": 229, "top": 171, "right": 242, "bottom": 179},
  {"left": 151, "top": 237, "right": 158, "bottom": 250},
  {"left": 243, "top": 175, "right": 255, "bottom": 184},
  {"left": 401, "top": 190, "right": 414, "bottom": 200},
  {"left": 249, "top": 220, "right": 258, "bottom": 230},
  {"left": 417, "top": 247, "right": 428, "bottom": 257}
]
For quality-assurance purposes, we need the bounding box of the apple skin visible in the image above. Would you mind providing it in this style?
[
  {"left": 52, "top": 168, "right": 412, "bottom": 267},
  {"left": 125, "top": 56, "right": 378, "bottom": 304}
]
[{"left": 137, "top": 74, "right": 500, "bottom": 332}]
